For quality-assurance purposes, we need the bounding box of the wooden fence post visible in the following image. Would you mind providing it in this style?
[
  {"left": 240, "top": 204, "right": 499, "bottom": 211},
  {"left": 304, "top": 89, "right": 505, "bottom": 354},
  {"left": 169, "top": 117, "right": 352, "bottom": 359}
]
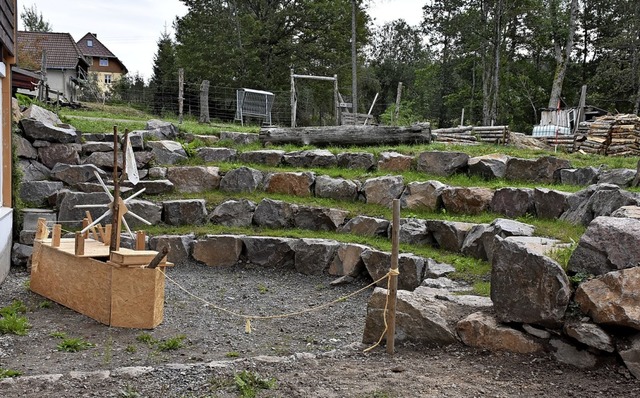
[
  {"left": 386, "top": 199, "right": 400, "bottom": 354},
  {"left": 178, "top": 68, "right": 184, "bottom": 124},
  {"left": 393, "top": 82, "right": 403, "bottom": 126},
  {"left": 199, "top": 80, "right": 210, "bottom": 123}
]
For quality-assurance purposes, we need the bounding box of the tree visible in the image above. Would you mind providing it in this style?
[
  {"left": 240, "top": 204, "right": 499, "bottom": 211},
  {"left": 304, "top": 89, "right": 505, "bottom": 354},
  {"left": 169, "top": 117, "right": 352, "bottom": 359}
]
[
  {"left": 149, "top": 30, "right": 178, "bottom": 116},
  {"left": 20, "top": 4, "right": 52, "bottom": 32},
  {"left": 547, "top": 0, "right": 580, "bottom": 109}
]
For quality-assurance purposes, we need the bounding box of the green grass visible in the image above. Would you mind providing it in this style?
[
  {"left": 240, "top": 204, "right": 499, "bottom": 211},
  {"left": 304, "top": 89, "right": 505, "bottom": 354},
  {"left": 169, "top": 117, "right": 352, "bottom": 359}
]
[
  {"left": 135, "top": 332, "right": 157, "bottom": 346},
  {"left": 56, "top": 337, "right": 95, "bottom": 352},
  {"left": 157, "top": 334, "right": 186, "bottom": 351},
  {"left": 0, "top": 301, "right": 30, "bottom": 336},
  {"left": 234, "top": 370, "right": 276, "bottom": 398},
  {"left": 0, "top": 368, "right": 22, "bottom": 379}
]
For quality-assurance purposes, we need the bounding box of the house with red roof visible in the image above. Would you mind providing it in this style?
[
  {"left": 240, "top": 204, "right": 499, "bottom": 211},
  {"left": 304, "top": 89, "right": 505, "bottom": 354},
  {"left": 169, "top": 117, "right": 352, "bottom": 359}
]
[
  {"left": 76, "top": 33, "right": 128, "bottom": 92},
  {"left": 16, "top": 31, "right": 89, "bottom": 102}
]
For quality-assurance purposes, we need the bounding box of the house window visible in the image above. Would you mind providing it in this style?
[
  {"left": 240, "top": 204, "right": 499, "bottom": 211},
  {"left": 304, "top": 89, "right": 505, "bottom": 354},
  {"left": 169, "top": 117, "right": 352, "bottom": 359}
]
[
  {"left": 104, "top": 74, "right": 112, "bottom": 84},
  {"left": 99, "top": 58, "right": 108, "bottom": 66},
  {"left": 87, "top": 39, "right": 93, "bottom": 47}
]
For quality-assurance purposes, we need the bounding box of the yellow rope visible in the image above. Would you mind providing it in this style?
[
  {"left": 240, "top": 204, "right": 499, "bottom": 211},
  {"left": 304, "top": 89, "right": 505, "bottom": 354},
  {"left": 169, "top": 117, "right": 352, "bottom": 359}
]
[
  {"left": 363, "top": 267, "right": 400, "bottom": 353},
  {"left": 160, "top": 268, "right": 392, "bottom": 334}
]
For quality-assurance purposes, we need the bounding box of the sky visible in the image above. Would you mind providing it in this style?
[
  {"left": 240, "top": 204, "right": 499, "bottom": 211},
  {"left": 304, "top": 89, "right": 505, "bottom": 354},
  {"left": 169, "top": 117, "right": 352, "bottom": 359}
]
[{"left": 18, "top": 0, "right": 425, "bottom": 81}]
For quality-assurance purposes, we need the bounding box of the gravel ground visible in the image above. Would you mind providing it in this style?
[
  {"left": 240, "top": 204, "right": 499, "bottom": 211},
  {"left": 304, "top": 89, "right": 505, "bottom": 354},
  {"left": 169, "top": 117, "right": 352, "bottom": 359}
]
[{"left": 1, "top": 261, "right": 639, "bottom": 397}]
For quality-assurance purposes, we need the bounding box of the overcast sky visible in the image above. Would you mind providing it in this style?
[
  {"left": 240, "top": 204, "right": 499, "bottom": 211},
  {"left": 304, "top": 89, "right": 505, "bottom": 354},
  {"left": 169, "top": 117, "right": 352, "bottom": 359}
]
[{"left": 18, "top": 0, "right": 424, "bottom": 81}]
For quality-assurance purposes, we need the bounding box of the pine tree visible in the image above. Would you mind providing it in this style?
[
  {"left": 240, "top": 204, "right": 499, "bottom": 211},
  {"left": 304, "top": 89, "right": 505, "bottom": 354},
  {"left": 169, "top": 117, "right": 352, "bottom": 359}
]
[
  {"left": 149, "top": 30, "right": 178, "bottom": 116},
  {"left": 20, "top": 4, "right": 52, "bottom": 32}
]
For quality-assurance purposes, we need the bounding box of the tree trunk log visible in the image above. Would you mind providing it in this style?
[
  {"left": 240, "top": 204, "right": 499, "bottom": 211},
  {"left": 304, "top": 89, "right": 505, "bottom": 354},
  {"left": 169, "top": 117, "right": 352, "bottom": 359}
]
[{"left": 259, "top": 124, "right": 431, "bottom": 146}]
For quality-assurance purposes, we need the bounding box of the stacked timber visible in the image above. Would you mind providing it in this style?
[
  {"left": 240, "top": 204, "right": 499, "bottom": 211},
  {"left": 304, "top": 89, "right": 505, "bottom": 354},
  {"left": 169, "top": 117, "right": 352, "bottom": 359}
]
[
  {"left": 574, "top": 114, "right": 640, "bottom": 156},
  {"left": 432, "top": 125, "right": 510, "bottom": 145},
  {"left": 540, "top": 135, "right": 576, "bottom": 153},
  {"left": 473, "top": 126, "right": 510, "bottom": 145},
  {"left": 341, "top": 112, "right": 374, "bottom": 125}
]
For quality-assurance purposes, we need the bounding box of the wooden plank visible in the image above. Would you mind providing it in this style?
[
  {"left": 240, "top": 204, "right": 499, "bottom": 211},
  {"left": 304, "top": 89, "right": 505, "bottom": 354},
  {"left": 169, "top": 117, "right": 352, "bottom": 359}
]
[
  {"left": 110, "top": 248, "right": 163, "bottom": 265},
  {"left": 30, "top": 242, "right": 112, "bottom": 325},
  {"left": 110, "top": 267, "right": 165, "bottom": 329},
  {"left": 41, "top": 238, "right": 110, "bottom": 257}
]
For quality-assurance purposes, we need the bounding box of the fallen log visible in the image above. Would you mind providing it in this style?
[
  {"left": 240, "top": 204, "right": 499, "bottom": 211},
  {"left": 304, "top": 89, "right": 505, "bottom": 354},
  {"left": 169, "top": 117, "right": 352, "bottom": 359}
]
[{"left": 259, "top": 124, "right": 431, "bottom": 146}]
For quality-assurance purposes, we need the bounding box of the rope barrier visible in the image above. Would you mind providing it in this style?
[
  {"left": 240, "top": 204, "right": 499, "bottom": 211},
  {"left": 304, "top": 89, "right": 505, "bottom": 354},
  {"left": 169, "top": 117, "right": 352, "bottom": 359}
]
[
  {"left": 160, "top": 268, "right": 398, "bottom": 346},
  {"left": 363, "top": 267, "right": 400, "bottom": 353}
]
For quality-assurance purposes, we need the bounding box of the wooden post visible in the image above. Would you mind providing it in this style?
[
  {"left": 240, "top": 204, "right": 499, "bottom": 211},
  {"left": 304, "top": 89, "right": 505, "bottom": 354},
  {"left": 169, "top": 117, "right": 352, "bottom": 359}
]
[
  {"left": 82, "top": 217, "right": 89, "bottom": 238},
  {"left": 104, "top": 224, "right": 112, "bottom": 246},
  {"left": 110, "top": 126, "right": 121, "bottom": 253},
  {"left": 334, "top": 74, "right": 339, "bottom": 126},
  {"left": 460, "top": 108, "right": 465, "bottom": 127},
  {"left": 35, "top": 217, "right": 48, "bottom": 240},
  {"left": 135, "top": 231, "right": 146, "bottom": 251},
  {"left": 52, "top": 224, "right": 61, "bottom": 247},
  {"left": 199, "top": 80, "right": 210, "bottom": 123},
  {"left": 290, "top": 69, "right": 296, "bottom": 128},
  {"left": 393, "top": 82, "right": 403, "bottom": 126},
  {"left": 386, "top": 199, "right": 400, "bottom": 355},
  {"left": 75, "top": 232, "right": 85, "bottom": 256},
  {"left": 85, "top": 211, "right": 99, "bottom": 241},
  {"left": 178, "top": 68, "right": 184, "bottom": 124}
]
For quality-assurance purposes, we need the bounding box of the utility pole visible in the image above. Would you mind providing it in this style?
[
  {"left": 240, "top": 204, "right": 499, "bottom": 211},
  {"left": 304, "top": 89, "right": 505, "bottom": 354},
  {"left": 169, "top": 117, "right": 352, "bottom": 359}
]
[{"left": 351, "top": 0, "right": 357, "bottom": 121}]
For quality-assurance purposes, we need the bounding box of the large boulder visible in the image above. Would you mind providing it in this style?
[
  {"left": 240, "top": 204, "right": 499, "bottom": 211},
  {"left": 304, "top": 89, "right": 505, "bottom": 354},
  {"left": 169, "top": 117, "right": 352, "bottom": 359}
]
[
  {"left": 145, "top": 120, "right": 178, "bottom": 140},
  {"left": 162, "top": 199, "right": 207, "bottom": 225},
  {"left": 611, "top": 205, "right": 640, "bottom": 220},
  {"left": 377, "top": 151, "right": 413, "bottom": 172},
  {"left": 124, "top": 199, "right": 163, "bottom": 228},
  {"left": 467, "top": 154, "right": 509, "bottom": 180},
  {"left": 209, "top": 199, "right": 256, "bottom": 227},
  {"left": 50, "top": 163, "right": 103, "bottom": 185},
  {"left": 560, "top": 184, "right": 639, "bottom": 226},
  {"left": 504, "top": 156, "right": 570, "bottom": 183},
  {"left": 416, "top": 151, "right": 469, "bottom": 177},
  {"left": 192, "top": 235, "right": 244, "bottom": 267},
  {"left": 57, "top": 191, "right": 110, "bottom": 228},
  {"left": 20, "top": 118, "right": 78, "bottom": 143},
  {"left": 619, "top": 334, "right": 640, "bottom": 379},
  {"left": 633, "top": 159, "right": 640, "bottom": 187},
  {"left": 362, "top": 175, "right": 404, "bottom": 207},
  {"left": 490, "top": 188, "right": 535, "bottom": 218},
  {"left": 238, "top": 150, "right": 285, "bottom": 167},
  {"left": 147, "top": 140, "right": 188, "bottom": 165},
  {"left": 38, "top": 143, "right": 81, "bottom": 169},
  {"left": 19, "top": 181, "right": 64, "bottom": 206},
  {"left": 82, "top": 141, "right": 114, "bottom": 154},
  {"left": 534, "top": 188, "right": 571, "bottom": 219},
  {"left": 125, "top": 179, "right": 174, "bottom": 195},
  {"left": 426, "top": 220, "right": 475, "bottom": 252},
  {"left": 219, "top": 131, "right": 259, "bottom": 145},
  {"left": 400, "top": 180, "right": 446, "bottom": 211},
  {"left": 340, "top": 215, "right": 389, "bottom": 237},
  {"left": 253, "top": 198, "right": 296, "bottom": 229},
  {"left": 575, "top": 267, "right": 640, "bottom": 330},
  {"left": 441, "top": 187, "right": 494, "bottom": 214},
  {"left": 336, "top": 152, "right": 376, "bottom": 171},
  {"left": 219, "top": 167, "right": 263, "bottom": 193},
  {"left": 292, "top": 238, "right": 340, "bottom": 275},
  {"left": 13, "top": 133, "right": 37, "bottom": 159},
  {"left": 23, "top": 104, "right": 62, "bottom": 125},
  {"left": 598, "top": 168, "right": 637, "bottom": 187},
  {"left": 563, "top": 321, "right": 614, "bottom": 353},
  {"left": 491, "top": 236, "right": 571, "bottom": 327},
  {"left": 314, "top": 175, "right": 359, "bottom": 201},
  {"left": 456, "top": 312, "right": 544, "bottom": 354},
  {"left": 166, "top": 166, "right": 221, "bottom": 193},
  {"left": 362, "top": 287, "right": 457, "bottom": 345},
  {"left": 293, "top": 205, "right": 348, "bottom": 231},
  {"left": 148, "top": 234, "right": 195, "bottom": 265},
  {"left": 398, "top": 219, "right": 434, "bottom": 246},
  {"left": 568, "top": 216, "right": 640, "bottom": 275},
  {"left": 550, "top": 339, "right": 598, "bottom": 369},
  {"left": 559, "top": 167, "right": 599, "bottom": 186},
  {"left": 241, "top": 236, "right": 296, "bottom": 267},
  {"left": 329, "top": 243, "right": 368, "bottom": 277},
  {"left": 361, "top": 250, "right": 426, "bottom": 291},
  {"left": 18, "top": 159, "right": 50, "bottom": 181},
  {"left": 195, "top": 147, "right": 237, "bottom": 163},
  {"left": 264, "top": 172, "right": 315, "bottom": 197},
  {"left": 283, "top": 149, "right": 337, "bottom": 168}
]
